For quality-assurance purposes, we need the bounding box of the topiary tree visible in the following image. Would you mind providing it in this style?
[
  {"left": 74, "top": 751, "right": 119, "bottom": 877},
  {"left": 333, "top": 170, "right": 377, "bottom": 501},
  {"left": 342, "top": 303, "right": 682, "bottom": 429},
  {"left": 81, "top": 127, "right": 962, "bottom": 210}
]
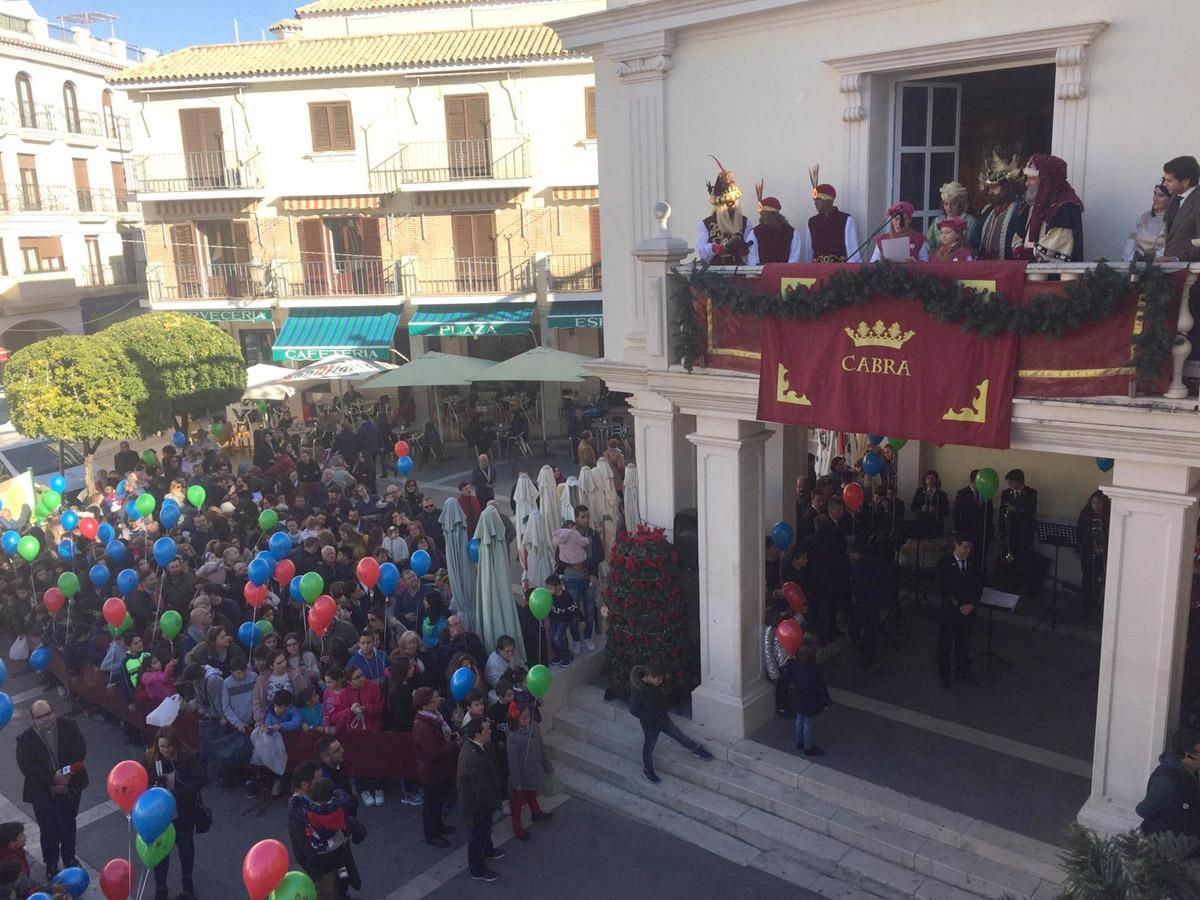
[
  {"left": 103, "top": 312, "right": 246, "bottom": 435},
  {"left": 2, "top": 333, "right": 147, "bottom": 496}
]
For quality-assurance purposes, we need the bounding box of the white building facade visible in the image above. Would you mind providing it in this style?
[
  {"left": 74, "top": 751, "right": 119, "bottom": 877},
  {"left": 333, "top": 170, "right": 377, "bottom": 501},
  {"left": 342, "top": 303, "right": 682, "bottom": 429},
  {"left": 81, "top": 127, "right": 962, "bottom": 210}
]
[{"left": 553, "top": 0, "right": 1200, "bottom": 836}]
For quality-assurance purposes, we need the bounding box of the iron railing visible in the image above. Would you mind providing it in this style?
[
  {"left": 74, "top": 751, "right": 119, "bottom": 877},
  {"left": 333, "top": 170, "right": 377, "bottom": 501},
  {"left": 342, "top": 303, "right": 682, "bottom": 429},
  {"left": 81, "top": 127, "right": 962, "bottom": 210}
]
[
  {"left": 290, "top": 258, "right": 392, "bottom": 298},
  {"left": 126, "top": 44, "right": 145, "bottom": 63},
  {"left": 5, "top": 100, "right": 129, "bottom": 142},
  {"left": 131, "top": 149, "right": 262, "bottom": 194},
  {"left": 149, "top": 262, "right": 285, "bottom": 301},
  {"left": 79, "top": 260, "right": 143, "bottom": 289},
  {"left": 370, "top": 137, "right": 530, "bottom": 190},
  {"left": 0, "top": 12, "right": 31, "bottom": 33},
  {"left": 548, "top": 254, "right": 602, "bottom": 292},
  {"left": 416, "top": 257, "right": 534, "bottom": 294},
  {"left": 1, "top": 183, "right": 120, "bottom": 215}
]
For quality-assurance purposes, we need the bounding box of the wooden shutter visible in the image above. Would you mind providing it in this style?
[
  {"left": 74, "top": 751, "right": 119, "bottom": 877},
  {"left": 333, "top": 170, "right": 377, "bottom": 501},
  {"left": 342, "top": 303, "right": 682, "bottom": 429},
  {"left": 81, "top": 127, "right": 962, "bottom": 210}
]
[
  {"left": 232, "top": 221, "right": 252, "bottom": 264},
  {"left": 110, "top": 161, "right": 128, "bottom": 207},
  {"left": 589, "top": 205, "right": 602, "bottom": 266},
  {"left": 309, "top": 104, "right": 332, "bottom": 152},
  {"left": 179, "top": 108, "right": 222, "bottom": 155},
  {"left": 72, "top": 159, "right": 90, "bottom": 193},
  {"left": 451, "top": 214, "right": 476, "bottom": 258},
  {"left": 170, "top": 224, "right": 197, "bottom": 268},
  {"left": 330, "top": 104, "right": 353, "bottom": 150},
  {"left": 444, "top": 96, "right": 468, "bottom": 144},
  {"left": 584, "top": 87, "right": 597, "bottom": 139},
  {"left": 359, "top": 216, "right": 381, "bottom": 258},
  {"left": 298, "top": 218, "right": 326, "bottom": 264},
  {"left": 473, "top": 214, "right": 496, "bottom": 258}
]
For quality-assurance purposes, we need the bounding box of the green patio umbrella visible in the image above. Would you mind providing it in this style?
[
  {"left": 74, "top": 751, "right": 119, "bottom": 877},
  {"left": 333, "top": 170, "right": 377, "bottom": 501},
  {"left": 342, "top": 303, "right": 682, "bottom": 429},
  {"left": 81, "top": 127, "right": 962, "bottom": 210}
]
[
  {"left": 361, "top": 351, "right": 496, "bottom": 439},
  {"left": 473, "top": 504, "right": 526, "bottom": 662}
]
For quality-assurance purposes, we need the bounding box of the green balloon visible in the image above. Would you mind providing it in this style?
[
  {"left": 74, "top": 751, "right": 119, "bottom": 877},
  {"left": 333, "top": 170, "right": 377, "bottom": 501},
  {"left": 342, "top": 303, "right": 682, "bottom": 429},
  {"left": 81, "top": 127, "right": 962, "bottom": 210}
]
[
  {"left": 885, "top": 437, "right": 908, "bottom": 451},
  {"left": 136, "top": 823, "right": 175, "bottom": 868},
  {"left": 258, "top": 509, "right": 278, "bottom": 531},
  {"left": 141, "top": 449, "right": 157, "bottom": 466},
  {"left": 210, "top": 422, "right": 223, "bottom": 437},
  {"left": 269, "top": 871, "right": 317, "bottom": 900},
  {"left": 108, "top": 612, "right": 132, "bottom": 637},
  {"left": 299, "top": 571, "right": 324, "bottom": 603},
  {"left": 186, "top": 485, "right": 206, "bottom": 508},
  {"left": 255, "top": 401, "right": 269, "bottom": 415},
  {"left": 255, "top": 619, "right": 274, "bottom": 636},
  {"left": 526, "top": 663, "right": 552, "bottom": 699},
  {"left": 159, "top": 610, "right": 183, "bottom": 640},
  {"left": 974, "top": 467, "right": 1000, "bottom": 502},
  {"left": 41, "top": 490, "right": 62, "bottom": 512},
  {"left": 58, "top": 572, "right": 80, "bottom": 598},
  {"left": 17, "top": 535, "right": 40, "bottom": 562},
  {"left": 528, "top": 587, "right": 552, "bottom": 622},
  {"left": 135, "top": 493, "right": 156, "bottom": 517}
]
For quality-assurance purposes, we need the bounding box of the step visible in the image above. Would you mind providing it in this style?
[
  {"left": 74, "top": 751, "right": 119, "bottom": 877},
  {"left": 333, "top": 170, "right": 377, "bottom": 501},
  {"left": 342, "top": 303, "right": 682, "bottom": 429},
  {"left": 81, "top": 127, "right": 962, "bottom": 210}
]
[
  {"left": 567, "top": 683, "right": 1067, "bottom": 889},
  {"left": 548, "top": 731, "right": 986, "bottom": 900}
]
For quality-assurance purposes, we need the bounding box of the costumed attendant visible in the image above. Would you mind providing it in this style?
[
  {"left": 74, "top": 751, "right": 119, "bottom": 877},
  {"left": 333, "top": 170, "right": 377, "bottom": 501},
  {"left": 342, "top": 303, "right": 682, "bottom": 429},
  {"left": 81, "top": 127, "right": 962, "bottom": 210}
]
[
  {"left": 931, "top": 217, "right": 974, "bottom": 262},
  {"left": 696, "top": 156, "right": 753, "bottom": 265},
  {"left": 803, "top": 166, "right": 860, "bottom": 262},
  {"left": 924, "top": 182, "right": 978, "bottom": 253},
  {"left": 1016, "top": 153, "right": 1084, "bottom": 263},
  {"left": 869, "top": 201, "right": 928, "bottom": 262},
  {"left": 748, "top": 182, "right": 801, "bottom": 264},
  {"left": 975, "top": 152, "right": 1029, "bottom": 260}
]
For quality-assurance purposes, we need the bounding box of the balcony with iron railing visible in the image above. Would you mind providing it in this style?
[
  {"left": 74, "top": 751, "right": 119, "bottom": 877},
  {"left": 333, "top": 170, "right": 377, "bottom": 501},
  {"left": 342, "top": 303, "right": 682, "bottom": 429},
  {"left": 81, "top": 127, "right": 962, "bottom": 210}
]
[
  {"left": 548, "top": 254, "right": 602, "bottom": 292},
  {"left": 1, "top": 183, "right": 124, "bottom": 216},
  {"left": 131, "top": 149, "right": 263, "bottom": 195},
  {"left": 369, "top": 137, "right": 531, "bottom": 191},
  {"left": 4, "top": 100, "right": 130, "bottom": 143},
  {"left": 148, "top": 262, "right": 285, "bottom": 302},
  {"left": 414, "top": 257, "right": 534, "bottom": 295},
  {"left": 79, "top": 260, "right": 144, "bottom": 290}
]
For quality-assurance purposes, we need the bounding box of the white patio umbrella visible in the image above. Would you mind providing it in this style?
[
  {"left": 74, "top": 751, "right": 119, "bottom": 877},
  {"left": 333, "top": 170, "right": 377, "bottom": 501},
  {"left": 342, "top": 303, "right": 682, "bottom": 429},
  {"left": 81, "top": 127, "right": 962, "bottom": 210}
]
[
  {"left": 558, "top": 479, "right": 576, "bottom": 525},
  {"left": 522, "top": 508, "right": 555, "bottom": 605},
  {"left": 536, "top": 465, "right": 561, "bottom": 534},
  {"left": 278, "top": 355, "right": 396, "bottom": 384},
  {"left": 439, "top": 497, "right": 476, "bottom": 630},
  {"left": 623, "top": 463, "right": 641, "bottom": 532},
  {"left": 242, "top": 363, "right": 295, "bottom": 401},
  {"left": 474, "top": 504, "right": 526, "bottom": 661},
  {"left": 593, "top": 458, "right": 621, "bottom": 554},
  {"left": 512, "top": 472, "right": 539, "bottom": 571}
]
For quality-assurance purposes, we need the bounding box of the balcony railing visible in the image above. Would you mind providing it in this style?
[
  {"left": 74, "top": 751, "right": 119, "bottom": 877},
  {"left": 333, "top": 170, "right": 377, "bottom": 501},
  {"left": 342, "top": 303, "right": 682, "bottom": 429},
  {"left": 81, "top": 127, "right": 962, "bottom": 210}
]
[
  {"left": 4, "top": 100, "right": 130, "bottom": 142},
  {"left": 370, "top": 137, "right": 531, "bottom": 190},
  {"left": 416, "top": 257, "right": 534, "bottom": 295},
  {"left": 1, "top": 183, "right": 121, "bottom": 215},
  {"left": 0, "top": 12, "right": 30, "bottom": 33},
  {"left": 132, "top": 149, "right": 262, "bottom": 194},
  {"left": 126, "top": 44, "right": 146, "bottom": 63},
  {"left": 290, "top": 259, "right": 394, "bottom": 298},
  {"left": 12, "top": 101, "right": 56, "bottom": 131},
  {"left": 548, "top": 254, "right": 602, "bottom": 292},
  {"left": 149, "top": 262, "right": 284, "bottom": 301},
  {"left": 79, "top": 260, "right": 144, "bottom": 289}
]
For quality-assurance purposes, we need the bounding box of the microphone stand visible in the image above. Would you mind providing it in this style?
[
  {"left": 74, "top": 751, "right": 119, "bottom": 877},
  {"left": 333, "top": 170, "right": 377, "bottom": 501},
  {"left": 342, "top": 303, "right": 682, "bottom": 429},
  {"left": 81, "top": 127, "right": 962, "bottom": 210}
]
[{"left": 849, "top": 216, "right": 894, "bottom": 264}]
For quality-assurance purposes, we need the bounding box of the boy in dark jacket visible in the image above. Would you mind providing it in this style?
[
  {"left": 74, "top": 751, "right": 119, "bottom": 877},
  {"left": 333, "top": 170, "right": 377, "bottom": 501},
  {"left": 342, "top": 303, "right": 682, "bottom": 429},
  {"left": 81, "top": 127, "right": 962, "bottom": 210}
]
[
  {"left": 1137, "top": 727, "right": 1200, "bottom": 837},
  {"left": 628, "top": 662, "right": 712, "bottom": 784},
  {"left": 547, "top": 575, "right": 578, "bottom": 668},
  {"left": 783, "top": 643, "right": 831, "bottom": 756}
]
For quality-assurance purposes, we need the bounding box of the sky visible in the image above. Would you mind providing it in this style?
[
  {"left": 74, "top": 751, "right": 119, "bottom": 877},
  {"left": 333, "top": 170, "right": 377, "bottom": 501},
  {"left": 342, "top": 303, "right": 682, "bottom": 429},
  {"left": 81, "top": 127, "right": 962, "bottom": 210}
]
[{"left": 40, "top": 0, "right": 290, "bottom": 53}]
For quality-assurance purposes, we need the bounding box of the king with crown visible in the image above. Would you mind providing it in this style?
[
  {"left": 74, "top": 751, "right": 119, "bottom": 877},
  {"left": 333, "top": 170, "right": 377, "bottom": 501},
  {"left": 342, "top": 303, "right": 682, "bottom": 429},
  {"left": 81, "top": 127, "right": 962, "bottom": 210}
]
[{"left": 696, "top": 156, "right": 754, "bottom": 265}]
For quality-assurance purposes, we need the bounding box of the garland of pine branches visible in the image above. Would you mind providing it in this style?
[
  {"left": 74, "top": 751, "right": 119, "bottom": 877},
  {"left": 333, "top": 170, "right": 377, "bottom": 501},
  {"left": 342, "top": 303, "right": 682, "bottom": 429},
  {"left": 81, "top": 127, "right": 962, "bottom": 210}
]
[{"left": 677, "top": 260, "right": 1177, "bottom": 386}]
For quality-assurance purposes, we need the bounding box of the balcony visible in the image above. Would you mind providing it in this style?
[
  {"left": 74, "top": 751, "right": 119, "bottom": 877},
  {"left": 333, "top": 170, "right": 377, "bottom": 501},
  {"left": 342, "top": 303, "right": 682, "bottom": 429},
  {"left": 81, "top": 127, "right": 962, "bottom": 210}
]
[
  {"left": 1, "top": 183, "right": 125, "bottom": 216},
  {"left": 79, "top": 260, "right": 144, "bottom": 290},
  {"left": 369, "top": 137, "right": 531, "bottom": 192},
  {"left": 288, "top": 259, "right": 397, "bottom": 299},
  {"left": 148, "top": 262, "right": 286, "bottom": 302},
  {"left": 131, "top": 149, "right": 263, "bottom": 196},
  {"left": 4, "top": 100, "right": 130, "bottom": 144},
  {"left": 548, "top": 254, "right": 602, "bottom": 292},
  {"left": 415, "top": 257, "right": 534, "bottom": 295}
]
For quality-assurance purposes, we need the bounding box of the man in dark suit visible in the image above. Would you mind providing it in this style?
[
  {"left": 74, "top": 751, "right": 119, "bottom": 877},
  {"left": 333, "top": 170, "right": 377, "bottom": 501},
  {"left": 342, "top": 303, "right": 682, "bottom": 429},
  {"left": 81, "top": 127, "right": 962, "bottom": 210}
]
[
  {"left": 1161, "top": 155, "right": 1200, "bottom": 262},
  {"left": 936, "top": 538, "right": 983, "bottom": 688},
  {"left": 457, "top": 717, "right": 505, "bottom": 882},
  {"left": 15, "top": 700, "right": 89, "bottom": 877},
  {"left": 1000, "top": 469, "right": 1039, "bottom": 593},
  {"left": 952, "top": 469, "right": 994, "bottom": 549}
]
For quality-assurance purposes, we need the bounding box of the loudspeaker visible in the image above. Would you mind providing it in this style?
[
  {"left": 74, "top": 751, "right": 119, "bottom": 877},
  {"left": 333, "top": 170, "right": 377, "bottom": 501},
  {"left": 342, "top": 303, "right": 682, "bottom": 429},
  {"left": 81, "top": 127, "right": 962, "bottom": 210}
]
[{"left": 674, "top": 508, "right": 698, "bottom": 572}]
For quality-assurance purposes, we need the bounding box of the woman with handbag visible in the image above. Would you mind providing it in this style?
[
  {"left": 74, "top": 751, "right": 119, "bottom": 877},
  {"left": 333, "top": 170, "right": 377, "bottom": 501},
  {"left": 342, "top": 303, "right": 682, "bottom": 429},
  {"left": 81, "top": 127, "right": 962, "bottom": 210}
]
[{"left": 144, "top": 726, "right": 209, "bottom": 900}]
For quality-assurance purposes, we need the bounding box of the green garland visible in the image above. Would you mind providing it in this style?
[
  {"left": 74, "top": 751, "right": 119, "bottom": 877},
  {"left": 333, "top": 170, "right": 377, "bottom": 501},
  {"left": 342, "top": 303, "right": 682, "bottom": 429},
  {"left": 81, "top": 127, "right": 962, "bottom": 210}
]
[{"left": 676, "top": 260, "right": 1177, "bottom": 386}]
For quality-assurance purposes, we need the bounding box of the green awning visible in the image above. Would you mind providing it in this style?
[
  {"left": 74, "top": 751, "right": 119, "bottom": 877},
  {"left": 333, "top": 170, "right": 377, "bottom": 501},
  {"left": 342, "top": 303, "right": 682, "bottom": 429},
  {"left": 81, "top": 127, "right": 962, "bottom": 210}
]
[
  {"left": 547, "top": 300, "right": 603, "bottom": 329},
  {"left": 272, "top": 308, "right": 399, "bottom": 362},
  {"left": 408, "top": 304, "right": 533, "bottom": 337}
]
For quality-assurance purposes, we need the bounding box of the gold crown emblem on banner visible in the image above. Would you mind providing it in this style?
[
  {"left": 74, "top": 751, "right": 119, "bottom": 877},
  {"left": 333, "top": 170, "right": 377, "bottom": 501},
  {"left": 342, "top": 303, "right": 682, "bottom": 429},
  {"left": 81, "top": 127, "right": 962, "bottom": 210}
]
[{"left": 844, "top": 320, "right": 916, "bottom": 349}]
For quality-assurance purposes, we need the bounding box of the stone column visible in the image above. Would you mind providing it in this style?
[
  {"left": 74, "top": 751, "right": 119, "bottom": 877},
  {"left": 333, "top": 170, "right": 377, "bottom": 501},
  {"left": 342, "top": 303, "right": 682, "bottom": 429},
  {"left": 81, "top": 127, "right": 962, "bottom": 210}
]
[
  {"left": 629, "top": 390, "right": 694, "bottom": 535},
  {"left": 687, "top": 416, "right": 774, "bottom": 739},
  {"left": 764, "top": 423, "right": 803, "bottom": 530},
  {"left": 1078, "top": 460, "right": 1200, "bottom": 834}
]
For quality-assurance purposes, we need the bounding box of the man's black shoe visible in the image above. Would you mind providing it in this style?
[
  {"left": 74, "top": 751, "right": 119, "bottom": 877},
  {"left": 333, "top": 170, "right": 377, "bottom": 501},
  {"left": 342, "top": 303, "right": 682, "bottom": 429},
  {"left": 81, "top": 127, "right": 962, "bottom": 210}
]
[{"left": 471, "top": 870, "right": 499, "bottom": 883}]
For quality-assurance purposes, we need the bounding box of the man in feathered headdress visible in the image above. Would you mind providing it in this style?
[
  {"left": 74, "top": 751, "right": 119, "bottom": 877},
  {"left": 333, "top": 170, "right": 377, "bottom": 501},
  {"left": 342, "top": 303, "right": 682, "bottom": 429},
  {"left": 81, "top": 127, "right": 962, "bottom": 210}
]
[
  {"left": 975, "top": 152, "right": 1029, "bottom": 261},
  {"left": 803, "top": 166, "right": 860, "bottom": 262},
  {"left": 696, "top": 156, "right": 753, "bottom": 265},
  {"left": 1016, "top": 153, "right": 1084, "bottom": 262},
  {"left": 747, "top": 181, "right": 801, "bottom": 264}
]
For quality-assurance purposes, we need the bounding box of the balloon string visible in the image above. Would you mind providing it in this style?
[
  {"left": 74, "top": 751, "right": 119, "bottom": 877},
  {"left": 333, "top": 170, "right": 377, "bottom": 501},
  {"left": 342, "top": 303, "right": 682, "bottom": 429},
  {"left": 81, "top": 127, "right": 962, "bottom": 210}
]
[
  {"left": 127, "top": 814, "right": 134, "bottom": 899},
  {"left": 150, "top": 570, "right": 165, "bottom": 647}
]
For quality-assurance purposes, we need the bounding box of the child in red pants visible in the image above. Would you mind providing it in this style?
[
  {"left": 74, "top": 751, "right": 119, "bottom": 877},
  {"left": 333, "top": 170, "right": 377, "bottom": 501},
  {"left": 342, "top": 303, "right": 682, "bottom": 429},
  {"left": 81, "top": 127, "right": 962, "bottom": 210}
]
[{"left": 505, "top": 704, "right": 554, "bottom": 840}]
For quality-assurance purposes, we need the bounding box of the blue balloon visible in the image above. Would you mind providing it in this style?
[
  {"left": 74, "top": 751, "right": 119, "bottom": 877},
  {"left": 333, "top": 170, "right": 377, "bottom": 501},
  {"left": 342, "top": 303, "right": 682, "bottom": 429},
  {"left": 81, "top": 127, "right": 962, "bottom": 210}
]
[
  {"left": 378, "top": 562, "right": 400, "bottom": 594},
  {"left": 770, "top": 521, "right": 795, "bottom": 551},
  {"left": 97, "top": 523, "right": 115, "bottom": 544},
  {"left": 449, "top": 666, "right": 476, "bottom": 702},
  {"left": 0, "top": 692, "right": 11, "bottom": 729},
  {"left": 127, "top": 503, "right": 141, "bottom": 522},
  {"left": 29, "top": 646, "right": 50, "bottom": 672},
  {"left": 862, "top": 451, "right": 883, "bottom": 477},
  {"left": 237, "top": 620, "right": 261, "bottom": 648},
  {"left": 27, "top": 894, "right": 51, "bottom": 900},
  {"left": 268, "top": 531, "right": 292, "bottom": 560},
  {"left": 159, "top": 499, "right": 180, "bottom": 530},
  {"left": 131, "top": 786, "right": 176, "bottom": 843},
  {"left": 396, "top": 455, "right": 414, "bottom": 477},
  {"left": 57, "top": 539, "right": 75, "bottom": 560},
  {"left": 116, "top": 480, "right": 127, "bottom": 497},
  {"left": 88, "top": 564, "right": 110, "bottom": 589},
  {"left": 105, "top": 539, "right": 126, "bottom": 564},
  {"left": 289, "top": 575, "right": 304, "bottom": 603},
  {"left": 0, "top": 657, "right": 7, "bottom": 688},
  {"left": 172, "top": 431, "right": 187, "bottom": 448},
  {"left": 410, "top": 549, "right": 431, "bottom": 577},
  {"left": 153, "top": 537, "right": 177, "bottom": 567},
  {"left": 1, "top": 531, "right": 18, "bottom": 555},
  {"left": 1096, "top": 457, "right": 1114, "bottom": 473},
  {"left": 49, "top": 474, "right": 66, "bottom": 494},
  {"left": 247, "top": 557, "right": 272, "bottom": 587},
  {"left": 52, "top": 866, "right": 88, "bottom": 898},
  {"left": 116, "top": 568, "right": 140, "bottom": 594},
  {"left": 866, "top": 434, "right": 884, "bottom": 446},
  {"left": 61, "top": 509, "right": 78, "bottom": 531},
  {"left": 467, "top": 538, "right": 480, "bottom": 562}
]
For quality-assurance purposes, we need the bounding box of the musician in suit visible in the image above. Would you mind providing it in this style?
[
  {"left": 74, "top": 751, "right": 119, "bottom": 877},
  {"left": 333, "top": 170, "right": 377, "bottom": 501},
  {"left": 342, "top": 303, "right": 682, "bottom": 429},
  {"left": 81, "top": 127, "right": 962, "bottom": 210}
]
[
  {"left": 936, "top": 538, "right": 983, "bottom": 688},
  {"left": 1160, "top": 155, "right": 1200, "bottom": 262},
  {"left": 1000, "top": 469, "right": 1039, "bottom": 594},
  {"left": 952, "top": 470, "right": 994, "bottom": 549},
  {"left": 912, "top": 469, "right": 950, "bottom": 536}
]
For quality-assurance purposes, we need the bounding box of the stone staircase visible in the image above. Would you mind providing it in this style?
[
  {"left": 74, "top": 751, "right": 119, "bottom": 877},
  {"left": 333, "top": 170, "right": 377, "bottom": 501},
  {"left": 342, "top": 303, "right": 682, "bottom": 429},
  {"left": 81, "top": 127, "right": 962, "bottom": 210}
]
[{"left": 546, "top": 683, "right": 1068, "bottom": 900}]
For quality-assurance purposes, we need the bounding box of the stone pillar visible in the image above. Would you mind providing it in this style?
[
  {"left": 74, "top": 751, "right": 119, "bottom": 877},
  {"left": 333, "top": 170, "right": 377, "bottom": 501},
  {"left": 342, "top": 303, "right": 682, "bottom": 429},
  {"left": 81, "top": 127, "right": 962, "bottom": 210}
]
[
  {"left": 687, "top": 416, "right": 774, "bottom": 739},
  {"left": 629, "top": 390, "right": 694, "bottom": 535},
  {"left": 1078, "top": 460, "right": 1200, "bottom": 834},
  {"left": 633, "top": 230, "right": 689, "bottom": 370},
  {"left": 764, "top": 423, "right": 803, "bottom": 530}
]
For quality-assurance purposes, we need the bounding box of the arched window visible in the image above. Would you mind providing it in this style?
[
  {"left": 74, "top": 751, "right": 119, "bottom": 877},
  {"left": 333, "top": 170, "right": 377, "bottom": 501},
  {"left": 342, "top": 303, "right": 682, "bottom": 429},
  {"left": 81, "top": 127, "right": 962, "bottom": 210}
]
[
  {"left": 101, "top": 89, "right": 117, "bottom": 139},
  {"left": 62, "top": 81, "right": 80, "bottom": 133},
  {"left": 15, "top": 73, "right": 35, "bottom": 128}
]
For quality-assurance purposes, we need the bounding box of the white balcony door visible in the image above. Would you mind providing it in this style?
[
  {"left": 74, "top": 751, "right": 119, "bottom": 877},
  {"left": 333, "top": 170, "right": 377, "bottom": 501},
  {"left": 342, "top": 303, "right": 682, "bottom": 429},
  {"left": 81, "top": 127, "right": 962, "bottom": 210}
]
[{"left": 892, "top": 81, "right": 961, "bottom": 235}]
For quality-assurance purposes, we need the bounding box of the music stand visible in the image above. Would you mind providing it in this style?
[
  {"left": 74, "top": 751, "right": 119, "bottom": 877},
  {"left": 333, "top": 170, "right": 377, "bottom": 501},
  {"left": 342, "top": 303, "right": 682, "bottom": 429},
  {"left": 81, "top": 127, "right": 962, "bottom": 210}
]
[
  {"left": 973, "top": 587, "right": 1018, "bottom": 680},
  {"left": 1034, "top": 522, "right": 1078, "bottom": 632},
  {"left": 903, "top": 519, "right": 941, "bottom": 609}
]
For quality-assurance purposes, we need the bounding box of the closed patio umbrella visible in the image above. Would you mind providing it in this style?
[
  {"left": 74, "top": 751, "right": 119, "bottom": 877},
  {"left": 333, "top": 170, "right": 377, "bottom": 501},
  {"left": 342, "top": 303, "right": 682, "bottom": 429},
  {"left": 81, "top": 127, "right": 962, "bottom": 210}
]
[
  {"left": 473, "top": 504, "right": 525, "bottom": 661},
  {"left": 512, "top": 472, "right": 539, "bottom": 571},
  {"left": 522, "top": 508, "right": 555, "bottom": 602},
  {"left": 439, "top": 497, "right": 476, "bottom": 631},
  {"left": 623, "top": 463, "right": 640, "bottom": 532},
  {"left": 536, "top": 465, "right": 562, "bottom": 534},
  {"left": 593, "top": 458, "right": 620, "bottom": 555}
]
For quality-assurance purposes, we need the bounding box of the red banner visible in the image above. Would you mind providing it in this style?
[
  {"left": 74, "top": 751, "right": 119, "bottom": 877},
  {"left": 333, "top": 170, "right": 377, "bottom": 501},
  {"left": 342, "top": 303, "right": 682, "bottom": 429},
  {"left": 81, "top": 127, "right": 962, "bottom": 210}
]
[{"left": 754, "top": 263, "right": 1027, "bottom": 448}]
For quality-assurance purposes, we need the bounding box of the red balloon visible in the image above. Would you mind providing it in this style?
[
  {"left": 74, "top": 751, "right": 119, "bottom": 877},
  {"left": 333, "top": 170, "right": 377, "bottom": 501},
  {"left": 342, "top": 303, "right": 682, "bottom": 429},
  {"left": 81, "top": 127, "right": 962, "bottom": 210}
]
[
  {"left": 356, "top": 556, "right": 380, "bottom": 589},
  {"left": 274, "top": 558, "right": 295, "bottom": 587},
  {"left": 242, "top": 838, "right": 289, "bottom": 900},
  {"left": 100, "top": 857, "right": 132, "bottom": 900},
  {"left": 781, "top": 582, "right": 807, "bottom": 614},
  {"left": 102, "top": 596, "right": 127, "bottom": 629},
  {"left": 106, "top": 759, "right": 148, "bottom": 813},
  {"left": 393, "top": 440, "right": 409, "bottom": 458},
  {"left": 842, "top": 482, "right": 865, "bottom": 513},
  {"left": 310, "top": 594, "right": 335, "bottom": 624},
  {"left": 78, "top": 517, "right": 99, "bottom": 540},
  {"left": 43, "top": 587, "right": 66, "bottom": 615},
  {"left": 244, "top": 583, "right": 267, "bottom": 608},
  {"left": 309, "top": 611, "right": 331, "bottom": 637},
  {"left": 777, "top": 619, "right": 805, "bottom": 656}
]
